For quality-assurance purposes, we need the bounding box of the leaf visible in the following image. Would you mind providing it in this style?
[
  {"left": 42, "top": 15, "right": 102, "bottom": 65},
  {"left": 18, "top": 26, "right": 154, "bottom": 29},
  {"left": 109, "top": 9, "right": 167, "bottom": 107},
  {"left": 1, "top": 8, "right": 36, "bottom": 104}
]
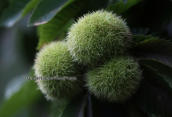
[
  {"left": 124, "top": 101, "right": 149, "bottom": 117},
  {"left": 22, "top": 0, "right": 41, "bottom": 17},
  {"left": 132, "top": 35, "right": 157, "bottom": 43},
  {"left": 49, "top": 99, "right": 68, "bottom": 117},
  {"left": 121, "top": 0, "right": 172, "bottom": 33},
  {"left": 139, "top": 59, "right": 172, "bottom": 89},
  {"left": 0, "top": 0, "right": 8, "bottom": 16},
  {"left": 132, "top": 27, "right": 149, "bottom": 35},
  {"left": 133, "top": 78, "right": 172, "bottom": 117},
  {"left": 87, "top": 94, "right": 124, "bottom": 117},
  {"left": 28, "top": 0, "right": 69, "bottom": 26},
  {"left": 0, "top": 81, "right": 42, "bottom": 117},
  {"left": 84, "top": 93, "right": 92, "bottom": 117},
  {"left": 37, "top": 18, "right": 72, "bottom": 49},
  {"left": 37, "top": 0, "right": 86, "bottom": 49},
  {"left": 122, "top": 0, "right": 128, "bottom": 4},
  {"left": 131, "top": 38, "right": 172, "bottom": 66},
  {"left": 106, "top": 0, "right": 141, "bottom": 15},
  {"left": 0, "top": 0, "right": 31, "bottom": 27},
  {"left": 36, "top": 25, "right": 44, "bottom": 37},
  {"left": 60, "top": 93, "right": 87, "bottom": 117},
  {"left": 132, "top": 64, "right": 172, "bottom": 117}
]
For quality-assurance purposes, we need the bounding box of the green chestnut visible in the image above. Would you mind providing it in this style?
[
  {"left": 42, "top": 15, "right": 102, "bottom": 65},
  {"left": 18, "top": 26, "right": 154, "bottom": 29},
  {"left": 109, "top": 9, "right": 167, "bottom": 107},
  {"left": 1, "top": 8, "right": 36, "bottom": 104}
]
[
  {"left": 86, "top": 56, "right": 142, "bottom": 102},
  {"left": 34, "top": 41, "right": 82, "bottom": 100},
  {"left": 67, "top": 10, "right": 131, "bottom": 66}
]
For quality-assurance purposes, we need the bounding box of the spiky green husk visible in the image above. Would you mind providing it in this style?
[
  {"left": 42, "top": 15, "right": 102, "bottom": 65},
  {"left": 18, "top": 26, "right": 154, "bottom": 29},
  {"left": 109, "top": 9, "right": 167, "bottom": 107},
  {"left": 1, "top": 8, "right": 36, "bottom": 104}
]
[
  {"left": 34, "top": 41, "right": 82, "bottom": 100},
  {"left": 86, "top": 56, "right": 141, "bottom": 102},
  {"left": 67, "top": 10, "right": 131, "bottom": 66}
]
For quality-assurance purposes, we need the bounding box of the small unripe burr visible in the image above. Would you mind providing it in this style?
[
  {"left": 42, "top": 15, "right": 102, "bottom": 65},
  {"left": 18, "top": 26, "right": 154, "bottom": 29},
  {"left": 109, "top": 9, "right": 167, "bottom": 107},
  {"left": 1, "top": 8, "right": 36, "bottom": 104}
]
[
  {"left": 86, "top": 56, "right": 142, "bottom": 102},
  {"left": 34, "top": 41, "right": 82, "bottom": 100},
  {"left": 67, "top": 10, "right": 131, "bottom": 66}
]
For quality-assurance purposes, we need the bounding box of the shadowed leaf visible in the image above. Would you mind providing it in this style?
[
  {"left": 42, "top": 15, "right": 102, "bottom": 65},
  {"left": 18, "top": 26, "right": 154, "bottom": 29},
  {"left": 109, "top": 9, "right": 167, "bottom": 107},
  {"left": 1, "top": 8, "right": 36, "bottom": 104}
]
[
  {"left": 139, "top": 59, "right": 172, "bottom": 88},
  {"left": 22, "top": 0, "right": 41, "bottom": 17},
  {"left": 60, "top": 93, "right": 87, "bottom": 117},
  {"left": 0, "top": 0, "right": 30, "bottom": 27},
  {"left": 131, "top": 38, "right": 172, "bottom": 66},
  {"left": 0, "top": 81, "right": 42, "bottom": 117},
  {"left": 132, "top": 35, "right": 157, "bottom": 43},
  {"left": 133, "top": 64, "right": 172, "bottom": 117},
  {"left": 28, "top": 0, "right": 69, "bottom": 26},
  {"left": 106, "top": 0, "right": 141, "bottom": 15}
]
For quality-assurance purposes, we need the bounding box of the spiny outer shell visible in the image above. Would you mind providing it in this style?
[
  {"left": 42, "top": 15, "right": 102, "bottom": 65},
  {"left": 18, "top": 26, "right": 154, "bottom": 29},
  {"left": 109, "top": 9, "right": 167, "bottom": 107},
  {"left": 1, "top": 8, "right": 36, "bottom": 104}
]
[
  {"left": 86, "top": 56, "right": 142, "bottom": 102},
  {"left": 34, "top": 41, "right": 82, "bottom": 100},
  {"left": 67, "top": 10, "right": 131, "bottom": 66}
]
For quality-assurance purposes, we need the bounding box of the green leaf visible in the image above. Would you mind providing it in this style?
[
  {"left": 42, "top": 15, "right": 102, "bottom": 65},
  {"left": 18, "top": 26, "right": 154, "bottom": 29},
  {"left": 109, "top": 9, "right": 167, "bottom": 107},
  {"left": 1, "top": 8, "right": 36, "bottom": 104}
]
[
  {"left": 122, "top": 0, "right": 172, "bottom": 33},
  {"left": 85, "top": 93, "right": 100, "bottom": 117},
  {"left": 84, "top": 93, "right": 92, "bottom": 117},
  {"left": 87, "top": 94, "right": 124, "bottom": 117},
  {"left": 124, "top": 101, "right": 149, "bottom": 117},
  {"left": 133, "top": 81, "right": 172, "bottom": 117},
  {"left": 106, "top": 0, "right": 141, "bottom": 15},
  {"left": 60, "top": 93, "right": 87, "bottom": 117},
  {"left": 131, "top": 39, "right": 172, "bottom": 66},
  {"left": 0, "top": 0, "right": 30, "bottom": 27},
  {"left": 49, "top": 99, "right": 68, "bottom": 117},
  {"left": 132, "top": 28, "right": 149, "bottom": 35},
  {"left": 22, "top": 0, "right": 41, "bottom": 17},
  {"left": 37, "top": 0, "right": 86, "bottom": 49},
  {"left": 132, "top": 64, "right": 172, "bottom": 117},
  {"left": 139, "top": 59, "right": 172, "bottom": 88},
  {"left": 28, "top": 0, "right": 69, "bottom": 26},
  {"left": 0, "top": 81, "right": 42, "bottom": 117},
  {"left": 0, "top": 0, "right": 8, "bottom": 16},
  {"left": 132, "top": 35, "right": 157, "bottom": 43}
]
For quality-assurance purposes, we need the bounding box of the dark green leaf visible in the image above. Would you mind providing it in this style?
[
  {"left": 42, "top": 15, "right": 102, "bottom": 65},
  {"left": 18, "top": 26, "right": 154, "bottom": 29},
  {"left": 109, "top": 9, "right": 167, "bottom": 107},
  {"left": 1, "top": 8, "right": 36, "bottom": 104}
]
[
  {"left": 0, "top": 0, "right": 30, "bottom": 27},
  {"left": 131, "top": 39, "right": 172, "bottom": 66},
  {"left": 88, "top": 94, "right": 123, "bottom": 117},
  {"left": 22, "top": 0, "right": 41, "bottom": 17},
  {"left": 28, "top": 0, "right": 69, "bottom": 26},
  {"left": 106, "top": 0, "right": 141, "bottom": 15},
  {"left": 124, "top": 101, "right": 149, "bottom": 117},
  {"left": 132, "top": 27, "right": 149, "bottom": 35},
  {"left": 60, "top": 93, "right": 87, "bottom": 117},
  {"left": 49, "top": 99, "right": 68, "bottom": 117},
  {"left": 121, "top": 0, "right": 172, "bottom": 33},
  {"left": 132, "top": 35, "right": 157, "bottom": 43},
  {"left": 0, "top": 0, "right": 8, "bottom": 17},
  {"left": 85, "top": 93, "right": 92, "bottom": 117},
  {"left": 0, "top": 81, "right": 42, "bottom": 117},
  {"left": 37, "top": 0, "right": 86, "bottom": 49},
  {"left": 139, "top": 59, "right": 172, "bottom": 88},
  {"left": 98, "top": 101, "right": 121, "bottom": 117},
  {"left": 132, "top": 64, "right": 172, "bottom": 117},
  {"left": 133, "top": 79, "right": 172, "bottom": 117}
]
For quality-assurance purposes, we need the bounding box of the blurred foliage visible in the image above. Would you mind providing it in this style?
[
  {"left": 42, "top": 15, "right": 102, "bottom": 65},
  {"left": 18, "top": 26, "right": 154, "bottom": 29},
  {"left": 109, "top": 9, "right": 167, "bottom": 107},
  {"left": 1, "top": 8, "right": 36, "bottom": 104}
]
[{"left": 0, "top": 0, "right": 172, "bottom": 117}]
